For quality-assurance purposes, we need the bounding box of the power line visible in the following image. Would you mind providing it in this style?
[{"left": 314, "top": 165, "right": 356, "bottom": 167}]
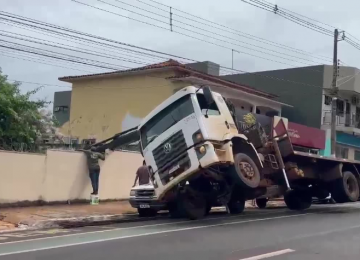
[
  {"left": 0, "top": 31, "right": 151, "bottom": 66},
  {"left": 0, "top": 10, "right": 329, "bottom": 90},
  {"left": 0, "top": 43, "right": 125, "bottom": 71},
  {"left": 108, "top": 0, "right": 329, "bottom": 65},
  {"left": 94, "top": 0, "right": 326, "bottom": 68},
  {"left": 7, "top": 79, "right": 71, "bottom": 88},
  {"left": 0, "top": 20, "right": 168, "bottom": 64},
  {"left": 0, "top": 11, "right": 196, "bottom": 63},
  {"left": 242, "top": 0, "right": 333, "bottom": 36},
  {"left": 73, "top": 0, "right": 324, "bottom": 73},
  {"left": 254, "top": 0, "right": 336, "bottom": 29},
  {"left": 140, "top": 0, "right": 333, "bottom": 63},
  {"left": 0, "top": 52, "right": 101, "bottom": 73}
]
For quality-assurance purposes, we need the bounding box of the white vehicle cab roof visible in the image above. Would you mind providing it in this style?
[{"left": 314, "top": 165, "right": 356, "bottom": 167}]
[
  {"left": 131, "top": 184, "right": 155, "bottom": 191},
  {"left": 138, "top": 86, "right": 220, "bottom": 129}
]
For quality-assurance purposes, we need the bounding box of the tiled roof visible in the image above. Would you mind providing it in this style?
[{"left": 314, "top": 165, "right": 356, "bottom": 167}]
[
  {"left": 58, "top": 59, "right": 184, "bottom": 81},
  {"left": 58, "top": 59, "right": 276, "bottom": 99}
]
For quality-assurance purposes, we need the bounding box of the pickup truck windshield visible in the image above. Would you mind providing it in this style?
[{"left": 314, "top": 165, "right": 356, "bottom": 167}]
[{"left": 140, "top": 95, "right": 194, "bottom": 148}]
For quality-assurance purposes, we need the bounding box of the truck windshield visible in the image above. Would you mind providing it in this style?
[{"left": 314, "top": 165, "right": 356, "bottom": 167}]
[{"left": 140, "top": 95, "right": 194, "bottom": 148}]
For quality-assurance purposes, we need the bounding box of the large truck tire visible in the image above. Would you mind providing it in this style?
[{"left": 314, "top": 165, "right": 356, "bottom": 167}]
[
  {"left": 330, "top": 171, "right": 359, "bottom": 203},
  {"left": 255, "top": 198, "right": 268, "bottom": 209},
  {"left": 284, "top": 190, "right": 311, "bottom": 211},
  {"left": 227, "top": 196, "right": 245, "bottom": 214},
  {"left": 179, "top": 192, "right": 206, "bottom": 220},
  {"left": 168, "top": 202, "right": 183, "bottom": 219},
  {"left": 138, "top": 208, "right": 157, "bottom": 217},
  {"left": 231, "top": 153, "right": 261, "bottom": 189}
]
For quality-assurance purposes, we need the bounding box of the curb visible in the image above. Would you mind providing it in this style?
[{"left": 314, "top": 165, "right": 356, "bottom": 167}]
[{"left": 18, "top": 213, "right": 166, "bottom": 229}]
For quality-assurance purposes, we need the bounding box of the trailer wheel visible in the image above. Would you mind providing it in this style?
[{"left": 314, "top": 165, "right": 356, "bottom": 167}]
[
  {"left": 138, "top": 208, "right": 157, "bottom": 217},
  {"left": 331, "top": 171, "right": 359, "bottom": 203},
  {"left": 231, "top": 153, "right": 261, "bottom": 188},
  {"left": 284, "top": 190, "right": 311, "bottom": 211},
  {"left": 255, "top": 198, "right": 268, "bottom": 209},
  {"left": 179, "top": 192, "right": 206, "bottom": 220}
]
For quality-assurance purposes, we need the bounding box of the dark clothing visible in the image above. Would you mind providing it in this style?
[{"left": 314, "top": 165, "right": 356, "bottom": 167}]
[
  {"left": 89, "top": 169, "right": 100, "bottom": 194},
  {"left": 84, "top": 150, "right": 104, "bottom": 171},
  {"left": 83, "top": 150, "right": 105, "bottom": 195},
  {"left": 136, "top": 166, "right": 150, "bottom": 185}
]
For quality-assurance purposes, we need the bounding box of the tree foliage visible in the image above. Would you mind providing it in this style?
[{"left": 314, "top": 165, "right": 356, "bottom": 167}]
[{"left": 0, "top": 69, "right": 53, "bottom": 146}]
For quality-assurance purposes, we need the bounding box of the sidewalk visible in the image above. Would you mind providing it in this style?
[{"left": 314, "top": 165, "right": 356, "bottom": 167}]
[
  {"left": 0, "top": 199, "right": 286, "bottom": 233},
  {"left": 0, "top": 201, "right": 137, "bottom": 232}
]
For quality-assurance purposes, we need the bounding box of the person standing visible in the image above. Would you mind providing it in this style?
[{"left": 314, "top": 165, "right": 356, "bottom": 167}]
[
  {"left": 133, "top": 160, "right": 150, "bottom": 187},
  {"left": 82, "top": 146, "right": 105, "bottom": 195}
]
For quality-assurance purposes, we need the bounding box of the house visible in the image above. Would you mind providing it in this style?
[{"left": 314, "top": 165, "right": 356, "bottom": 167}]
[
  {"left": 222, "top": 65, "right": 360, "bottom": 160},
  {"left": 57, "top": 60, "right": 289, "bottom": 144}
]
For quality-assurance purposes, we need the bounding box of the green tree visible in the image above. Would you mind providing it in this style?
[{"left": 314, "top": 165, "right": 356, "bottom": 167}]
[{"left": 0, "top": 69, "right": 50, "bottom": 146}]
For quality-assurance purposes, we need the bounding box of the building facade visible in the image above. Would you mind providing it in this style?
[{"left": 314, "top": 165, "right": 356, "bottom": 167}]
[
  {"left": 56, "top": 60, "right": 288, "bottom": 144},
  {"left": 222, "top": 65, "right": 360, "bottom": 160}
]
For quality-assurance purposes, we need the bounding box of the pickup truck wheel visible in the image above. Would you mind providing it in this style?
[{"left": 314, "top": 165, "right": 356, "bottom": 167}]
[
  {"left": 138, "top": 208, "right": 157, "bottom": 217},
  {"left": 227, "top": 197, "right": 245, "bottom": 214},
  {"left": 284, "top": 190, "right": 311, "bottom": 211},
  {"left": 330, "top": 171, "right": 359, "bottom": 203},
  {"left": 180, "top": 193, "right": 206, "bottom": 220},
  {"left": 255, "top": 198, "right": 268, "bottom": 209},
  {"left": 231, "top": 153, "right": 261, "bottom": 188}
]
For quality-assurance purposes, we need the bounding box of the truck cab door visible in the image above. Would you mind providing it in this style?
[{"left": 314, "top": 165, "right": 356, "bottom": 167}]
[{"left": 196, "top": 93, "right": 234, "bottom": 141}]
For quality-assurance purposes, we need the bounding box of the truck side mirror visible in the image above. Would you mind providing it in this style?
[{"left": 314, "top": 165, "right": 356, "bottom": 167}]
[{"left": 203, "top": 86, "right": 215, "bottom": 107}]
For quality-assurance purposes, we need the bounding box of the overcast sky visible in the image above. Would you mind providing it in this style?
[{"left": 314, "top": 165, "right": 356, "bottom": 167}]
[{"left": 1, "top": 0, "right": 360, "bottom": 106}]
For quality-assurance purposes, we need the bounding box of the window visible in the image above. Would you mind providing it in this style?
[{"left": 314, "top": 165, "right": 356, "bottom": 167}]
[
  {"left": 336, "top": 100, "right": 344, "bottom": 116},
  {"left": 196, "top": 94, "right": 220, "bottom": 116},
  {"left": 54, "top": 106, "right": 69, "bottom": 112},
  {"left": 82, "top": 139, "right": 96, "bottom": 145},
  {"left": 336, "top": 146, "right": 349, "bottom": 159},
  {"left": 324, "top": 95, "right": 332, "bottom": 106},
  {"left": 140, "top": 95, "right": 194, "bottom": 148},
  {"left": 355, "top": 150, "right": 360, "bottom": 161}
]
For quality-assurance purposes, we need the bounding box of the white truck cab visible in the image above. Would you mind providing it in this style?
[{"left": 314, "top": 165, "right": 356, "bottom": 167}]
[{"left": 138, "top": 86, "right": 262, "bottom": 219}]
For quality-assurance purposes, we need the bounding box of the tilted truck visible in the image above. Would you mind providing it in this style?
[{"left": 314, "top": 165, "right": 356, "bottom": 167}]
[{"left": 95, "top": 86, "right": 360, "bottom": 220}]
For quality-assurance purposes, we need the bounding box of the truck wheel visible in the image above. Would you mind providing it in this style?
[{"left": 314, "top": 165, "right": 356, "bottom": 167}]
[
  {"left": 331, "top": 171, "right": 359, "bottom": 203},
  {"left": 284, "top": 190, "right": 311, "bottom": 211},
  {"left": 227, "top": 197, "right": 245, "bottom": 214},
  {"left": 138, "top": 208, "right": 157, "bottom": 217},
  {"left": 205, "top": 204, "right": 212, "bottom": 215},
  {"left": 179, "top": 192, "right": 206, "bottom": 220},
  {"left": 168, "top": 202, "right": 183, "bottom": 219},
  {"left": 255, "top": 198, "right": 268, "bottom": 209},
  {"left": 231, "top": 153, "right": 261, "bottom": 188}
]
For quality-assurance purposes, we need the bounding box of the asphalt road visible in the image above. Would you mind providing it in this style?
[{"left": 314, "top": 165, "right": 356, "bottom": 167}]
[{"left": 1, "top": 203, "right": 360, "bottom": 260}]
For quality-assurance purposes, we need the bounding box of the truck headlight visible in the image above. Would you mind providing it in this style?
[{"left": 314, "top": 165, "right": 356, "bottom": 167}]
[{"left": 130, "top": 190, "right": 136, "bottom": 196}]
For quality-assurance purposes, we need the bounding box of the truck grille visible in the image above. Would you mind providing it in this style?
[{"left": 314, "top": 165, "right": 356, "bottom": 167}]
[
  {"left": 136, "top": 190, "right": 155, "bottom": 197},
  {"left": 153, "top": 130, "right": 187, "bottom": 170}
]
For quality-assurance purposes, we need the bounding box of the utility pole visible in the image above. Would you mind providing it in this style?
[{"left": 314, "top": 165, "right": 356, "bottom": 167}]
[{"left": 330, "top": 29, "right": 339, "bottom": 156}]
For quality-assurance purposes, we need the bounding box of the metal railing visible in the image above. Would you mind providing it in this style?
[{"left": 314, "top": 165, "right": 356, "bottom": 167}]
[{"left": 322, "top": 110, "right": 360, "bottom": 128}]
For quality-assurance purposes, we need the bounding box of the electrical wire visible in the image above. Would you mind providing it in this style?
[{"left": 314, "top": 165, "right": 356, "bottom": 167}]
[
  {"left": 7, "top": 79, "right": 71, "bottom": 88},
  {"left": 108, "top": 0, "right": 328, "bottom": 65},
  {"left": 140, "top": 0, "right": 333, "bottom": 62},
  {"left": 0, "top": 31, "right": 150, "bottom": 66},
  {"left": 0, "top": 10, "right": 331, "bottom": 90},
  {"left": 74, "top": 0, "right": 324, "bottom": 73},
  {"left": 0, "top": 19, "right": 168, "bottom": 63}
]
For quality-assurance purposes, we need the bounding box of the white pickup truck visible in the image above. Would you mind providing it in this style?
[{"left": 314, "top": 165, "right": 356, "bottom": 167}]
[{"left": 129, "top": 184, "right": 167, "bottom": 217}]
